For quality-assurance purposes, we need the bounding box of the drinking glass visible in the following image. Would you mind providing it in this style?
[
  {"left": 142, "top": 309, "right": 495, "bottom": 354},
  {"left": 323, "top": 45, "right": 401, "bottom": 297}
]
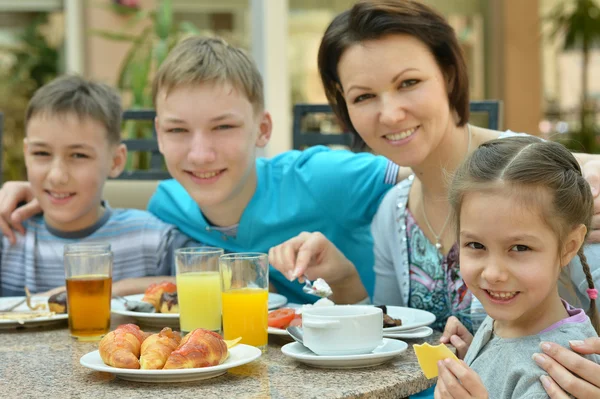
[
  {"left": 175, "top": 247, "right": 225, "bottom": 333},
  {"left": 220, "top": 252, "right": 269, "bottom": 350},
  {"left": 64, "top": 243, "right": 113, "bottom": 341}
]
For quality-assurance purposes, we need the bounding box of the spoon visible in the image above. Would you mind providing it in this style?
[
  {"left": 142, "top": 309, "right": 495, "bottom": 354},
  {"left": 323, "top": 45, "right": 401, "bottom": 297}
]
[
  {"left": 113, "top": 296, "right": 156, "bottom": 313},
  {"left": 286, "top": 326, "right": 305, "bottom": 345}
]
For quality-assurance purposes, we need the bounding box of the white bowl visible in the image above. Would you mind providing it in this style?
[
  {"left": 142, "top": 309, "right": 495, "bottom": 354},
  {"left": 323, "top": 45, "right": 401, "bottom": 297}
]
[{"left": 302, "top": 305, "right": 383, "bottom": 356}]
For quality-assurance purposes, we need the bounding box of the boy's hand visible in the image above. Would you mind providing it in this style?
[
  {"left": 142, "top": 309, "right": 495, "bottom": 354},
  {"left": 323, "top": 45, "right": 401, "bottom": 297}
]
[
  {"left": 268, "top": 232, "right": 367, "bottom": 303},
  {"left": 440, "top": 316, "right": 473, "bottom": 359},
  {"left": 0, "top": 181, "right": 40, "bottom": 244},
  {"left": 533, "top": 339, "right": 600, "bottom": 399},
  {"left": 434, "top": 359, "right": 488, "bottom": 399}
]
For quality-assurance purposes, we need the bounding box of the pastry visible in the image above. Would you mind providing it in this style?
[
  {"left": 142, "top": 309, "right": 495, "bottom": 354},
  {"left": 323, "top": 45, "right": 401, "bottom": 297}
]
[
  {"left": 163, "top": 329, "right": 228, "bottom": 369},
  {"left": 47, "top": 291, "right": 67, "bottom": 314},
  {"left": 159, "top": 292, "right": 179, "bottom": 314},
  {"left": 99, "top": 324, "right": 148, "bottom": 369},
  {"left": 140, "top": 327, "right": 181, "bottom": 369},
  {"left": 141, "top": 281, "right": 176, "bottom": 312}
]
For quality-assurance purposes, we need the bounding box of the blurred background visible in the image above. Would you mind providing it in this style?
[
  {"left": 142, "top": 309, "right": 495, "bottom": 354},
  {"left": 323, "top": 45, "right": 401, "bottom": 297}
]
[{"left": 0, "top": 0, "right": 598, "bottom": 181}]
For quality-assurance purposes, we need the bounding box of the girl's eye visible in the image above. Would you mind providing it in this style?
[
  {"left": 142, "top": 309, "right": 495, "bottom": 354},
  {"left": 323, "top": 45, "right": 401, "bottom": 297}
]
[
  {"left": 71, "top": 153, "right": 89, "bottom": 159},
  {"left": 32, "top": 151, "right": 50, "bottom": 156},
  {"left": 510, "top": 245, "right": 530, "bottom": 252},
  {"left": 166, "top": 127, "right": 186, "bottom": 133},
  {"left": 399, "top": 79, "right": 419, "bottom": 89},
  {"left": 466, "top": 242, "right": 485, "bottom": 250},
  {"left": 353, "top": 93, "right": 375, "bottom": 104}
]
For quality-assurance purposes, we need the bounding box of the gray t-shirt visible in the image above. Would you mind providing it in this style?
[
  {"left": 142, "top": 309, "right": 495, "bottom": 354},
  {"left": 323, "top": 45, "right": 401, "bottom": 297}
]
[{"left": 464, "top": 301, "right": 600, "bottom": 399}]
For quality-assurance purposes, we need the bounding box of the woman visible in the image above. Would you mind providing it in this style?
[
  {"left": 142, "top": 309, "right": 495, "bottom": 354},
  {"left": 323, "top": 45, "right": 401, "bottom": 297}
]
[{"left": 268, "top": 0, "right": 600, "bottom": 396}]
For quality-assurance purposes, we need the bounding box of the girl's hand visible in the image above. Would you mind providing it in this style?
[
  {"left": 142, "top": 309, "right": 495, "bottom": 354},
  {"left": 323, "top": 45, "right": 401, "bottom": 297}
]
[
  {"left": 434, "top": 359, "right": 488, "bottom": 399},
  {"left": 533, "top": 339, "right": 600, "bottom": 399},
  {"left": 440, "top": 316, "right": 473, "bottom": 359}
]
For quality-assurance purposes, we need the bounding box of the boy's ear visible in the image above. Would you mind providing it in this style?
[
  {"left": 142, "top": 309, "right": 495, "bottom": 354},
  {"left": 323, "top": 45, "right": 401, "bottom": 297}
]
[
  {"left": 108, "top": 143, "right": 127, "bottom": 178},
  {"left": 255, "top": 111, "right": 272, "bottom": 148},
  {"left": 561, "top": 224, "right": 587, "bottom": 267}
]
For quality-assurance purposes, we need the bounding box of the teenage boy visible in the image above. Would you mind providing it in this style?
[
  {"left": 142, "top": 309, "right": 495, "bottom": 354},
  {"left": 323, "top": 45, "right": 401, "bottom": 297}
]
[{"left": 0, "top": 75, "right": 195, "bottom": 297}]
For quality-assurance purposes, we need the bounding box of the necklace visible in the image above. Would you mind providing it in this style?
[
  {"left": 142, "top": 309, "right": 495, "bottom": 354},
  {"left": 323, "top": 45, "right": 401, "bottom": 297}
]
[{"left": 421, "top": 124, "right": 472, "bottom": 252}]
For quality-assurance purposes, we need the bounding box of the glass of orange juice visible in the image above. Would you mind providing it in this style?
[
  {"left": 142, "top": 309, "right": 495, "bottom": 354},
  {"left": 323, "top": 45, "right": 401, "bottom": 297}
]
[
  {"left": 220, "top": 252, "right": 269, "bottom": 350},
  {"left": 175, "top": 247, "right": 225, "bottom": 333},
  {"left": 64, "top": 243, "right": 113, "bottom": 341}
]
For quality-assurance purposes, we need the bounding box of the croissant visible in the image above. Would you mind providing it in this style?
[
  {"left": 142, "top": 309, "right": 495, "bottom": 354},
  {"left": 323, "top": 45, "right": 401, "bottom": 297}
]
[
  {"left": 99, "top": 324, "right": 147, "bottom": 369},
  {"left": 163, "top": 329, "right": 228, "bottom": 369},
  {"left": 141, "top": 281, "right": 177, "bottom": 311},
  {"left": 139, "top": 327, "right": 181, "bottom": 370}
]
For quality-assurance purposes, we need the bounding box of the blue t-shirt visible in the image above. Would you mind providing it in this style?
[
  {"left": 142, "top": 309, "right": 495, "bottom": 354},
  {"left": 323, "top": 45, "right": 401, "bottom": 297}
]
[{"left": 148, "top": 146, "right": 395, "bottom": 303}]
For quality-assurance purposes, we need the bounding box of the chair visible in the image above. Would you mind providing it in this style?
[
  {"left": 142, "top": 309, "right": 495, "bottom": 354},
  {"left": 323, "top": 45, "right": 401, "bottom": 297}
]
[
  {"left": 292, "top": 100, "right": 503, "bottom": 151},
  {"left": 118, "top": 109, "right": 170, "bottom": 180}
]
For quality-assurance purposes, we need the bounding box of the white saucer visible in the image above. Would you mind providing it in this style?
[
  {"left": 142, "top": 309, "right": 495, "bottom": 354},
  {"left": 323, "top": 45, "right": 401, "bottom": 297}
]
[
  {"left": 80, "top": 344, "right": 262, "bottom": 382},
  {"left": 281, "top": 338, "right": 407, "bottom": 369}
]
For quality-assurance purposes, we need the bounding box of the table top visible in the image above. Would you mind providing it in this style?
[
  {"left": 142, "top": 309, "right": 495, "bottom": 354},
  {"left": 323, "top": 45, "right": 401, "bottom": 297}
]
[{"left": 1, "top": 315, "right": 437, "bottom": 399}]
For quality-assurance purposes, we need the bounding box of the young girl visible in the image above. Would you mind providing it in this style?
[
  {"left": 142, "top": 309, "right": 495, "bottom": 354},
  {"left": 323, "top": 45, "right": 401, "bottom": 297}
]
[{"left": 435, "top": 136, "right": 600, "bottom": 398}]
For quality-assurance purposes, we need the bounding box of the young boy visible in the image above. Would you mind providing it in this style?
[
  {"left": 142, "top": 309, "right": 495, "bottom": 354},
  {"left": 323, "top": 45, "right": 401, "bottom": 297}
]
[
  {"left": 0, "top": 75, "right": 195, "bottom": 297},
  {"left": 0, "top": 38, "right": 398, "bottom": 304}
]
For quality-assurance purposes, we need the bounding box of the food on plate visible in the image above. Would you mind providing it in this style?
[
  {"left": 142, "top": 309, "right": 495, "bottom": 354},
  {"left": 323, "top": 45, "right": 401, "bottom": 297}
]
[
  {"left": 141, "top": 281, "right": 177, "bottom": 311},
  {"left": 47, "top": 291, "right": 67, "bottom": 314},
  {"left": 159, "top": 292, "right": 179, "bottom": 314},
  {"left": 98, "top": 324, "right": 242, "bottom": 370},
  {"left": 268, "top": 308, "right": 297, "bottom": 329},
  {"left": 24, "top": 287, "right": 47, "bottom": 311},
  {"left": 375, "top": 305, "right": 403, "bottom": 328},
  {"left": 163, "top": 329, "right": 229, "bottom": 369},
  {"left": 413, "top": 342, "right": 459, "bottom": 379},
  {"left": 0, "top": 311, "right": 55, "bottom": 322},
  {"left": 140, "top": 327, "right": 182, "bottom": 369},
  {"left": 99, "top": 324, "right": 149, "bottom": 369}
]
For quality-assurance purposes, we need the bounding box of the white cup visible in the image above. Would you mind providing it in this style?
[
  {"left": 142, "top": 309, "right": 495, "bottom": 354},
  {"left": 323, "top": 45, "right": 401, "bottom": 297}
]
[{"left": 302, "top": 305, "right": 383, "bottom": 356}]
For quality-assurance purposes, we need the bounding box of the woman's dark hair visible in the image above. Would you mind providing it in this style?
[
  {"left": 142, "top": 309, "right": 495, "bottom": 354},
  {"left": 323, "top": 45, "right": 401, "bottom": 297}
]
[{"left": 318, "top": 0, "right": 470, "bottom": 148}]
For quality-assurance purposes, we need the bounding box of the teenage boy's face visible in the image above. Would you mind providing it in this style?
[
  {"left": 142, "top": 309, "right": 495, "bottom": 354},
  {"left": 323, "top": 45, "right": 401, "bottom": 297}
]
[
  {"left": 24, "top": 113, "right": 125, "bottom": 231},
  {"left": 155, "top": 83, "right": 271, "bottom": 212}
]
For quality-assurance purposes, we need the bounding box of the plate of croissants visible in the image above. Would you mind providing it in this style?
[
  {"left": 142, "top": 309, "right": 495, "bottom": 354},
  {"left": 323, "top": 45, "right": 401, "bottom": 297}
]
[
  {"left": 80, "top": 324, "right": 262, "bottom": 382},
  {"left": 111, "top": 282, "right": 288, "bottom": 328}
]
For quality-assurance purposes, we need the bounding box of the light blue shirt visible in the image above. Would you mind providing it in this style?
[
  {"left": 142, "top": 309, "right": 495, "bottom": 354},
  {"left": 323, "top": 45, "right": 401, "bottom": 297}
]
[{"left": 148, "top": 146, "right": 396, "bottom": 303}]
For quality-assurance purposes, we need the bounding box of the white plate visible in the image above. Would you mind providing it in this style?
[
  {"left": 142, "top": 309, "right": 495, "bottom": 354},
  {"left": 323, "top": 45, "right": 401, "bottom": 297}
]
[
  {"left": 281, "top": 338, "right": 407, "bottom": 369},
  {"left": 382, "top": 306, "right": 436, "bottom": 332},
  {"left": 80, "top": 344, "right": 262, "bottom": 382},
  {"left": 383, "top": 326, "right": 433, "bottom": 339},
  {"left": 111, "top": 293, "right": 288, "bottom": 328},
  {"left": 0, "top": 296, "right": 68, "bottom": 329}
]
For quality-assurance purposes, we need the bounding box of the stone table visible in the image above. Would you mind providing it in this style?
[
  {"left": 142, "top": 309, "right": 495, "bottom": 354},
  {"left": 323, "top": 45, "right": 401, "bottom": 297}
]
[{"left": 0, "top": 316, "right": 438, "bottom": 399}]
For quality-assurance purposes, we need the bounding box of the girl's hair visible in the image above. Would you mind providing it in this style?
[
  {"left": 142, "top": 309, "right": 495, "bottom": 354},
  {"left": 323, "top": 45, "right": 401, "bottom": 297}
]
[
  {"left": 449, "top": 136, "right": 599, "bottom": 333},
  {"left": 318, "top": 0, "right": 469, "bottom": 149}
]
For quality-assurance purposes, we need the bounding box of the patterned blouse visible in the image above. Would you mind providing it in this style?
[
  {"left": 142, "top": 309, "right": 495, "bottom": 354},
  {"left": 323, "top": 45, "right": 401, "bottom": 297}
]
[{"left": 405, "top": 209, "right": 473, "bottom": 332}]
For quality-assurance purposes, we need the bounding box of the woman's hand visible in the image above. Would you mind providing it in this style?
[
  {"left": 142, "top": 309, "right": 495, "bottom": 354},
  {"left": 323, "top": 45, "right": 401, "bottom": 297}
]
[
  {"left": 268, "top": 232, "right": 368, "bottom": 303},
  {"left": 440, "top": 316, "right": 473, "bottom": 359},
  {"left": 434, "top": 359, "right": 488, "bottom": 399},
  {"left": 0, "top": 181, "right": 40, "bottom": 244},
  {"left": 533, "top": 338, "right": 600, "bottom": 398}
]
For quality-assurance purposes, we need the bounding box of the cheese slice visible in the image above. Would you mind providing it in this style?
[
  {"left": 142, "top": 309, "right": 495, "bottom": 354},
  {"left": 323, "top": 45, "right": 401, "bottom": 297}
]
[{"left": 413, "top": 343, "right": 459, "bottom": 379}]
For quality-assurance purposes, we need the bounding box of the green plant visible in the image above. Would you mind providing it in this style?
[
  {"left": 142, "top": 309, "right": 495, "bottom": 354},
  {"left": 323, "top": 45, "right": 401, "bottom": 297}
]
[
  {"left": 548, "top": 0, "right": 600, "bottom": 152},
  {"left": 0, "top": 14, "right": 61, "bottom": 182},
  {"left": 92, "top": 0, "right": 202, "bottom": 171}
]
